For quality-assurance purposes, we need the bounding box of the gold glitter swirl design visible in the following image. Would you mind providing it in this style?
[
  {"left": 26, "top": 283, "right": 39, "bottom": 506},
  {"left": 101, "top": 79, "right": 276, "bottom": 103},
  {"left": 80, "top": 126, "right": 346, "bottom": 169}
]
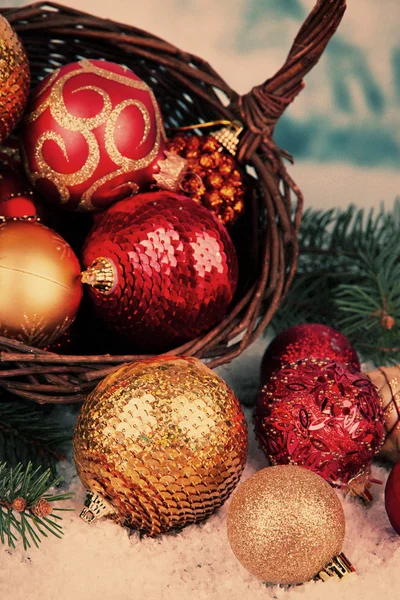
[
  {"left": 25, "top": 59, "right": 166, "bottom": 210},
  {"left": 32, "top": 129, "right": 100, "bottom": 204},
  {"left": 73, "top": 357, "right": 248, "bottom": 536},
  {"left": 79, "top": 98, "right": 160, "bottom": 209}
]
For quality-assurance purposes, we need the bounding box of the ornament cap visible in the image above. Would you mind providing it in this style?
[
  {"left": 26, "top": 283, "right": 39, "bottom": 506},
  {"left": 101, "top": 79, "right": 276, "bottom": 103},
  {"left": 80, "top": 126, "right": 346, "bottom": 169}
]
[
  {"left": 210, "top": 121, "right": 243, "bottom": 156},
  {"left": 153, "top": 150, "right": 187, "bottom": 191},
  {"left": 347, "top": 469, "right": 374, "bottom": 503},
  {"left": 80, "top": 490, "right": 116, "bottom": 524},
  {"left": 315, "top": 553, "right": 355, "bottom": 582},
  {"left": 81, "top": 257, "right": 116, "bottom": 294}
]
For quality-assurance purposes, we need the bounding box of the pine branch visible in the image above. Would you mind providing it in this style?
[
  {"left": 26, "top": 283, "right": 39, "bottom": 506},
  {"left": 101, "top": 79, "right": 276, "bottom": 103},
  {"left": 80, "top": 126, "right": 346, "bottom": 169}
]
[
  {"left": 0, "top": 397, "right": 71, "bottom": 476},
  {"left": 271, "top": 199, "right": 400, "bottom": 366},
  {"left": 0, "top": 462, "right": 73, "bottom": 549}
]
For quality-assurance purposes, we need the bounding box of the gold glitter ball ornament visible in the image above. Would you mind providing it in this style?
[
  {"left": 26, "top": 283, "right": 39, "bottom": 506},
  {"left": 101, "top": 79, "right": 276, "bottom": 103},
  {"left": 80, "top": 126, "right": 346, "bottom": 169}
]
[
  {"left": 74, "top": 356, "right": 248, "bottom": 536},
  {"left": 0, "top": 16, "right": 30, "bottom": 143},
  {"left": 227, "top": 465, "right": 352, "bottom": 585}
]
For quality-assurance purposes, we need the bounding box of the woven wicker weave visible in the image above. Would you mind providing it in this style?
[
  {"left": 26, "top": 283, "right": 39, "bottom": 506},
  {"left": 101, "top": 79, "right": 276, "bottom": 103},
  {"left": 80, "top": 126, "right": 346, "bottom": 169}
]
[{"left": 0, "top": 0, "right": 346, "bottom": 404}]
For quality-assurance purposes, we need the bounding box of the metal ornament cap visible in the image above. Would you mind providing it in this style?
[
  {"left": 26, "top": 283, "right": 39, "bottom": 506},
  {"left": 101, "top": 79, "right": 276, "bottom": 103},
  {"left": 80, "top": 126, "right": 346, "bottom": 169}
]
[
  {"left": 210, "top": 121, "right": 243, "bottom": 156},
  {"left": 315, "top": 553, "right": 356, "bottom": 582},
  {"left": 80, "top": 490, "right": 116, "bottom": 524}
]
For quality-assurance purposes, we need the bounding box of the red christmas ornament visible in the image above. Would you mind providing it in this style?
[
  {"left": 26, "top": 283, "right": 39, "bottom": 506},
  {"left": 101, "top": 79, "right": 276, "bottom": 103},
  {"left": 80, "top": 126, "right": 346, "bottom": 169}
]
[
  {"left": 385, "top": 460, "right": 400, "bottom": 535},
  {"left": 260, "top": 323, "right": 361, "bottom": 385},
  {"left": 255, "top": 358, "right": 385, "bottom": 496},
  {"left": 0, "top": 16, "right": 30, "bottom": 143},
  {"left": 81, "top": 190, "right": 238, "bottom": 351},
  {"left": 0, "top": 142, "right": 38, "bottom": 219},
  {"left": 21, "top": 60, "right": 186, "bottom": 212}
]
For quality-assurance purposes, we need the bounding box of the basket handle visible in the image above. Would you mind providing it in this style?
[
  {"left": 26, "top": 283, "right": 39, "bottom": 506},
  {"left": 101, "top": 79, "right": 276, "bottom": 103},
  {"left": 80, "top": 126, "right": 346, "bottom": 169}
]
[{"left": 236, "top": 0, "right": 346, "bottom": 159}]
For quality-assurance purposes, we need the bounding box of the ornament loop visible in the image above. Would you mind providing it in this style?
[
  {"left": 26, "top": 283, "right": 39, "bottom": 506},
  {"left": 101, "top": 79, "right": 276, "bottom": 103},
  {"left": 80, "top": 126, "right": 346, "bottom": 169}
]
[{"left": 80, "top": 490, "right": 116, "bottom": 524}]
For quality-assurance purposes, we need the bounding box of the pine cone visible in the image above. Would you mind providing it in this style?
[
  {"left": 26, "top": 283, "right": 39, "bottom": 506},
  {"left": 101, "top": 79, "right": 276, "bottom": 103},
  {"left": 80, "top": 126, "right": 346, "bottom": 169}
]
[
  {"left": 12, "top": 496, "right": 27, "bottom": 512},
  {"left": 365, "top": 364, "right": 400, "bottom": 463},
  {"left": 31, "top": 498, "right": 52, "bottom": 518}
]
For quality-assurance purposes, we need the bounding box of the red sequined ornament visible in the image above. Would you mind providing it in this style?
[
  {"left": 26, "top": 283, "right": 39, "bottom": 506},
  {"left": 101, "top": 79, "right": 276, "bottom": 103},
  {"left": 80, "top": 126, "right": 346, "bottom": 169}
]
[
  {"left": 255, "top": 358, "right": 385, "bottom": 495},
  {"left": 0, "top": 16, "right": 30, "bottom": 143},
  {"left": 166, "top": 128, "right": 245, "bottom": 226},
  {"left": 21, "top": 60, "right": 186, "bottom": 212},
  {"left": 385, "top": 460, "right": 400, "bottom": 535},
  {"left": 81, "top": 190, "right": 238, "bottom": 351},
  {"left": 260, "top": 323, "right": 361, "bottom": 385}
]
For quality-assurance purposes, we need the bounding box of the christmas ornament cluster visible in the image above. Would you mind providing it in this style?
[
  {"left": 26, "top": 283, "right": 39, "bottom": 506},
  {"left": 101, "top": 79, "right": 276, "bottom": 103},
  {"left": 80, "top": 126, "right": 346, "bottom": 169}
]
[
  {"left": 0, "top": 19, "right": 245, "bottom": 352},
  {"left": 2, "top": 13, "right": 400, "bottom": 591}
]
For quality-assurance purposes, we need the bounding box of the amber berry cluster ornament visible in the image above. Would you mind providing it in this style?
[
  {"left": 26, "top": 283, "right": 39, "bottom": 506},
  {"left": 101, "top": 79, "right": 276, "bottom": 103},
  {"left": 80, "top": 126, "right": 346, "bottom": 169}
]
[
  {"left": 73, "top": 356, "right": 248, "bottom": 536},
  {"left": 0, "top": 16, "right": 30, "bottom": 144},
  {"left": 167, "top": 121, "right": 246, "bottom": 226}
]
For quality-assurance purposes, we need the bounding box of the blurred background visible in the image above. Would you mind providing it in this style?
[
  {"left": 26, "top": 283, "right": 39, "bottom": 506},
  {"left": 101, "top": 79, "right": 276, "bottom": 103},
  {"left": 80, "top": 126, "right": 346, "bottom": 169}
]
[{"left": 2, "top": 0, "right": 399, "bottom": 210}]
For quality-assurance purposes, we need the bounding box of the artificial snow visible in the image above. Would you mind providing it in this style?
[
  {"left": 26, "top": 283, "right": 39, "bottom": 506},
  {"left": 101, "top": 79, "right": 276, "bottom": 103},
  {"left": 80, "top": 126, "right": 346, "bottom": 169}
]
[{"left": 0, "top": 336, "right": 399, "bottom": 600}]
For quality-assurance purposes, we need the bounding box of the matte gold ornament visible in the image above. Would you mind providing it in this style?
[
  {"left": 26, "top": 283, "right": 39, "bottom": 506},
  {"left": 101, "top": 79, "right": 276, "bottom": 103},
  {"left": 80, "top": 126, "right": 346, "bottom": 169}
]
[
  {"left": 0, "top": 16, "right": 30, "bottom": 143},
  {"left": 0, "top": 220, "right": 82, "bottom": 347},
  {"left": 227, "top": 465, "right": 354, "bottom": 585},
  {"left": 365, "top": 364, "right": 400, "bottom": 462},
  {"left": 74, "top": 356, "right": 248, "bottom": 536}
]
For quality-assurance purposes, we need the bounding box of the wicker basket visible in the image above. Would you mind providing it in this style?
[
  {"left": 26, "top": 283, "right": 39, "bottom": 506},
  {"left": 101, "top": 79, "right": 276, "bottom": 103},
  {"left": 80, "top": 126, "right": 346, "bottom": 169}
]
[{"left": 0, "top": 0, "right": 346, "bottom": 404}]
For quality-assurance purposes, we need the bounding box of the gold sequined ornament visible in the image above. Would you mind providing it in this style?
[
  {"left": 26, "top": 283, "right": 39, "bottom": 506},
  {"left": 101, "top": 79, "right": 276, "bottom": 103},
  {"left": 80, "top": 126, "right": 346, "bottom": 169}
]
[
  {"left": 166, "top": 121, "right": 246, "bottom": 226},
  {"left": 0, "top": 16, "right": 30, "bottom": 143},
  {"left": 365, "top": 364, "right": 400, "bottom": 463},
  {"left": 227, "top": 465, "right": 355, "bottom": 585},
  {"left": 74, "top": 356, "right": 248, "bottom": 535}
]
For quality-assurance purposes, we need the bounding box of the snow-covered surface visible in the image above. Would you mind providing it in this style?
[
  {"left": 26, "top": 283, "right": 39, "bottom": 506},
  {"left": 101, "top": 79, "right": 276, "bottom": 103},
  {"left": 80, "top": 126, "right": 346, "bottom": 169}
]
[{"left": 1, "top": 336, "right": 399, "bottom": 600}]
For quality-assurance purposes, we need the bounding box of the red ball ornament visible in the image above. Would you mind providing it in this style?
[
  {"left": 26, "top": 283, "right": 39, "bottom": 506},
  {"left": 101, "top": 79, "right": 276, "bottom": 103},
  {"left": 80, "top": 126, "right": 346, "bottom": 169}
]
[
  {"left": 81, "top": 190, "right": 238, "bottom": 351},
  {"left": 0, "top": 142, "right": 38, "bottom": 219},
  {"left": 261, "top": 323, "right": 361, "bottom": 385},
  {"left": 255, "top": 358, "right": 385, "bottom": 496},
  {"left": 0, "top": 16, "right": 30, "bottom": 143},
  {"left": 21, "top": 60, "right": 186, "bottom": 211},
  {"left": 385, "top": 460, "right": 400, "bottom": 535}
]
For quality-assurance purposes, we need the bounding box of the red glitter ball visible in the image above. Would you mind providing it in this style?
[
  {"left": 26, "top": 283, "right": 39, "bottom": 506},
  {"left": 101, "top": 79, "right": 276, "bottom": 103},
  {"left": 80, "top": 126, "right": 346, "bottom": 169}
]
[
  {"left": 255, "top": 358, "right": 385, "bottom": 488},
  {"left": 260, "top": 323, "right": 360, "bottom": 385},
  {"left": 81, "top": 190, "right": 238, "bottom": 351},
  {"left": 385, "top": 460, "right": 400, "bottom": 535}
]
